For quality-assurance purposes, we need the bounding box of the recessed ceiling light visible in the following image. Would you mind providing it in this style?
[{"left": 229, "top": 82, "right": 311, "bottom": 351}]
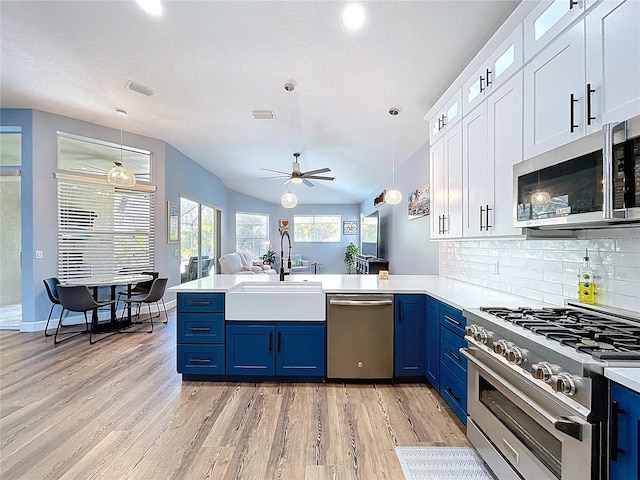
[
  {"left": 343, "top": 4, "right": 365, "bottom": 30},
  {"left": 136, "top": 0, "right": 163, "bottom": 16}
]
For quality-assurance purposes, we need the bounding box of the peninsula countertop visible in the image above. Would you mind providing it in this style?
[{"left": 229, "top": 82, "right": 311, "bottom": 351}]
[{"left": 168, "top": 274, "right": 551, "bottom": 312}]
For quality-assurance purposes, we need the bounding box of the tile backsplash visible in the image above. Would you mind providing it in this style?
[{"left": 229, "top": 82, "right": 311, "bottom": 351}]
[{"left": 439, "top": 228, "right": 640, "bottom": 311}]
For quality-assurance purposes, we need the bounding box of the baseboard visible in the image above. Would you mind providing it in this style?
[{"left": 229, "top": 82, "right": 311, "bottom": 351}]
[{"left": 20, "top": 299, "right": 176, "bottom": 332}]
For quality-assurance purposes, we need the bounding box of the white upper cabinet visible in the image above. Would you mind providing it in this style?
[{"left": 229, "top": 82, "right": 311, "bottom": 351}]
[
  {"left": 524, "top": 0, "right": 586, "bottom": 61},
  {"left": 463, "top": 73, "right": 523, "bottom": 237},
  {"left": 430, "top": 122, "right": 463, "bottom": 239},
  {"left": 585, "top": 0, "right": 640, "bottom": 132},
  {"left": 462, "top": 25, "right": 523, "bottom": 116},
  {"left": 523, "top": 21, "right": 585, "bottom": 159},
  {"left": 428, "top": 89, "right": 463, "bottom": 145}
]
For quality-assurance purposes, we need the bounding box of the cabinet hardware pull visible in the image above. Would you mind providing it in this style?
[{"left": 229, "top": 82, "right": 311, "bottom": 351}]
[
  {"left": 442, "top": 215, "right": 448, "bottom": 233},
  {"left": 486, "top": 205, "right": 492, "bottom": 229},
  {"left": 446, "top": 348, "right": 461, "bottom": 361},
  {"left": 269, "top": 332, "right": 273, "bottom": 353},
  {"left": 569, "top": 0, "right": 578, "bottom": 8},
  {"left": 570, "top": 93, "right": 579, "bottom": 133},
  {"left": 444, "top": 386, "right": 461, "bottom": 403},
  {"left": 441, "top": 114, "right": 446, "bottom": 128},
  {"left": 189, "top": 301, "right": 211, "bottom": 306},
  {"left": 438, "top": 215, "right": 442, "bottom": 234},
  {"left": 480, "top": 205, "right": 485, "bottom": 231},
  {"left": 277, "top": 331, "right": 281, "bottom": 353},
  {"left": 611, "top": 400, "right": 626, "bottom": 461},
  {"left": 190, "top": 327, "right": 211, "bottom": 332},
  {"left": 438, "top": 117, "right": 442, "bottom": 130},
  {"left": 479, "top": 75, "right": 485, "bottom": 93},
  {"left": 486, "top": 69, "right": 492, "bottom": 87},
  {"left": 190, "top": 358, "right": 211, "bottom": 363},
  {"left": 586, "top": 83, "right": 596, "bottom": 125},
  {"left": 444, "top": 315, "right": 461, "bottom": 326}
]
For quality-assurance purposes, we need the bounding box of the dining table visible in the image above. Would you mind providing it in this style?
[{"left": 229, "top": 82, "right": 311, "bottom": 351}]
[{"left": 64, "top": 273, "right": 153, "bottom": 333}]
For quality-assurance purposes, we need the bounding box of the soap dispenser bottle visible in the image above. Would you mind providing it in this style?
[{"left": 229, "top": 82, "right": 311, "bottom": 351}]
[{"left": 578, "top": 249, "right": 595, "bottom": 305}]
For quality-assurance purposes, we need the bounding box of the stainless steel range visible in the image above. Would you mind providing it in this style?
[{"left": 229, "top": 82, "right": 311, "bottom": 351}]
[{"left": 462, "top": 302, "right": 640, "bottom": 480}]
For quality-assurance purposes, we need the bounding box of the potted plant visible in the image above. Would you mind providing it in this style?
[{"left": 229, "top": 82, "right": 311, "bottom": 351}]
[
  {"left": 262, "top": 249, "right": 276, "bottom": 266},
  {"left": 344, "top": 242, "right": 359, "bottom": 274}
]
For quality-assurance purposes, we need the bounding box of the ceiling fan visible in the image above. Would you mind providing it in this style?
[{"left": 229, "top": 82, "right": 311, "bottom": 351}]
[{"left": 260, "top": 152, "right": 334, "bottom": 187}]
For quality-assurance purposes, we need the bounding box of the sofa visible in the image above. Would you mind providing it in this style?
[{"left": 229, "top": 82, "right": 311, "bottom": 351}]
[
  {"left": 218, "top": 252, "right": 277, "bottom": 275},
  {"left": 277, "top": 254, "right": 311, "bottom": 274}
]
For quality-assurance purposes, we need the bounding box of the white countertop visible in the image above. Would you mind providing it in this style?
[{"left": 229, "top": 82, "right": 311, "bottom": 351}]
[
  {"left": 169, "top": 274, "right": 554, "bottom": 312},
  {"left": 605, "top": 368, "right": 640, "bottom": 394}
]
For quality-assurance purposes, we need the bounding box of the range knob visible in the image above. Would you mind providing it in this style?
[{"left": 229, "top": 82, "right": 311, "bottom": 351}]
[
  {"left": 473, "top": 328, "right": 493, "bottom": 345},
  {"left": 492, "top": 339, "right": 511, "bottom": 356},
  {"left": 506, "top": 346, "right": 527, "bottom": 365},
  {"left": 465, "top": 324, "right": 480, "bottom": 337},
  {"left": 531, "top": 362, "right": 554, "bottom": 382},
  {"left": 552, "top": 373, "right": 577, "bottom": 396}
]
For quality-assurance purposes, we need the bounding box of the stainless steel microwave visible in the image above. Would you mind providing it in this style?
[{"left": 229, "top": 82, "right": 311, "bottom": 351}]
[{"left": 514, "top": 115, "right": 640, "bottom": 228}]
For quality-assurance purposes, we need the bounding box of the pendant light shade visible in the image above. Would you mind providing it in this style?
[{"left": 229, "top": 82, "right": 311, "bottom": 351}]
[
  {"left": 531, "top": 190, "right": 551, "bottom": 206},
  {"left": 386, "top": 107, "right": 402, "bottom": 205},
  {"left": 281, "top": 191, "right": 298, "bottom": 208},
  {"left": 107, "top": 109, "right": 136, "bottom": 187}
]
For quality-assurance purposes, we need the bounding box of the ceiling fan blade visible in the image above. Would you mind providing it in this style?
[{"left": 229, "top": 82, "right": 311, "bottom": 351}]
[
  {"left": 260, "top": 168, "right": 290, "bottom": 175},
  {"left": 301, "top": 167, "right": 331, "bottom": 176},
  {"left": 259, "top": 175, "right": 290, "bottom": 179},
  {"left": 305, "top": 175, "right": 334, "bottom": 181},
  {"left": 281, "top": 179, "right": 291, "bottom": 186},
  {"left": 303, "top": 179, "right": 315, "bottom": 187},
  {"left": 292, "top": 162, "right": 301, "bottom": 174}
]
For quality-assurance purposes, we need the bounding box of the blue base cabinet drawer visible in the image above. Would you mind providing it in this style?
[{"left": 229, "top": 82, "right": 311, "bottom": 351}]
[
  {"left": 177, "top": 344, "right": 225, "bottom": 375},
  {"left": 440, "top": 304, "right": 465, "bottom": 337},
  {"left": 178, "top": 293, "right": 224, "bottom": 313},
  {"left": 440, "top": 362, "right": 467, "bottom": 424},
  {"left": 177, "top": 313, "right": 224, "bottom": 343},
  {"left": 440, "top": 325, "right": 467, "bottom": 379}
]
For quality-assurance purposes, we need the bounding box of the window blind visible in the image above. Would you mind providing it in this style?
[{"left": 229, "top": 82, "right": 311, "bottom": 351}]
[{"left": 57, "top": 178, "right": 155, "bottom": 281}]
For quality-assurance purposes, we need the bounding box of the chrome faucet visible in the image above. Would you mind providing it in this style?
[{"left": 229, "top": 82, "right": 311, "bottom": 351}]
[{"left": 280, "top": 231, "right": 292, "bottom": 281}]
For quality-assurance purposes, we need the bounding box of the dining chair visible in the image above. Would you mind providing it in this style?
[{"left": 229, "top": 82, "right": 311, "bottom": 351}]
[
  {"left": 116, "top": 271, "right": 159, "bottom": 313},
  {"left": 119, "top": 277, "right": 169, "bottom": 333},
  {"left": 56, "top": 285, "right": 116, "bottom": 345},
  {"left": 43, "top": 277, "right": 62, "bottom": 337}
]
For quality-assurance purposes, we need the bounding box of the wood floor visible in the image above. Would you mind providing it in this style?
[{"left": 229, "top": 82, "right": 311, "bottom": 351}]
[{"left": 0, "top": 311, "right": 469, "bottom": 480}]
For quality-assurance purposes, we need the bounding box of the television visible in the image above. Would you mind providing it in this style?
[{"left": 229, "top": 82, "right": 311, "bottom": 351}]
[{"left": 360, "top": 211, "right": 379, "bottom": 258}]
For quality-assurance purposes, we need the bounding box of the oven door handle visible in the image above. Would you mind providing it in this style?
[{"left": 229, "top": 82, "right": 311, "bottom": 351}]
[{"left": 461, "top": 348, "right": 584, "bottom": 441}]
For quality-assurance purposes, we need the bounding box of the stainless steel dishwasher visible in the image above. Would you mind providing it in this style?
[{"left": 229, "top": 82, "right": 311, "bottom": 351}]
[{"left": 326, "top": 294, "right": 394, "bottom": 379}]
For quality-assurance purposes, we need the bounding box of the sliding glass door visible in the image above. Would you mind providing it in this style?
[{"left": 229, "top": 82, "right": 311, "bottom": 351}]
[{"left": 180, "top": 197, "right": 220, "bottom": 283}]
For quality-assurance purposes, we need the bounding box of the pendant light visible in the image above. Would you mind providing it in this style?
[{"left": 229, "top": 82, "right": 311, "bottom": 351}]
[
  {"left": 530, "top": 171, "right": 550, "bottom": 207},
  {"left": 107, "top": 109, "right": 136, "bottom": 187},
  {"left": 385, "top": 107, "right": 402, "bottom": 205},
  {"left": 281, "top": 83, "right": 297, "bottom": 208}
]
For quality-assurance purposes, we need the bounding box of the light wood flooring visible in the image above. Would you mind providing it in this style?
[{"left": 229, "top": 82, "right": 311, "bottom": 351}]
[{"left": 0, "top": 311, "right": 469, "bottom": 480}]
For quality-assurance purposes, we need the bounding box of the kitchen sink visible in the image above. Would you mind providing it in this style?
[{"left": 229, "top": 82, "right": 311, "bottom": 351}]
[{"left": 225, "top": 281, "right": 325, "bottom": 321}]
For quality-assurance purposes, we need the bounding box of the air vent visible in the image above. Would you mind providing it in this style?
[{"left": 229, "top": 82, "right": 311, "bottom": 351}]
[
  {"left": 251, "top": 110, "right": 275, "bottom": 120},
  {"left": 126, "top": 80, "right": 155, "bottom": 97}
]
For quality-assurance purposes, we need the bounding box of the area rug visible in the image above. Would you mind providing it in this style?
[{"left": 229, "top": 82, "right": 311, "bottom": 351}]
[{"left": 395, "top": 447, "right": 494, "bottom": 480}]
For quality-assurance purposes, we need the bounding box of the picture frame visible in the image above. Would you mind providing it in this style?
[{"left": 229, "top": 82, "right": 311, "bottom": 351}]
[
  {"left": 167, "top": 201, "right": 179, "bottom": 244},
  {"left": 408, "top": 183, "right": 430, "bottom": 219},
  {"left": 343, "top": 220, "right": 358, "bottom": 235}
]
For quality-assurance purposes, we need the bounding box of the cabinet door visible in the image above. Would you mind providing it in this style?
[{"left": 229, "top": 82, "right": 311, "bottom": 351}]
[
  {"left": 610, "top": 383, "right": 640, "bottom": 480},
  {"left": 524, "top": 0, "right": 585, "bottom": 61},
  {"left": 487, "top": 72, "right": 524, "bottom": 236},
  {"left": 276, "top": 324, "right": 326, "bottom": 377},
  {"left": 444, "top": 122, "right": 463, "bottom": 238},
  {"left": 430, "top": 137, "right": 446, "bottom": 238},
  {"left": 524, "top": 21, "right": 586, "bottom": 159},
  {"left": 394, "top": 295, "right": 426, "bottom": 377},
  {"left": 225, "top": 324, "right": 274, "bottom": 376},
  {"left": 586, "top": 0, "right": 640, "bottom": 133},
  {"left": 463, "top": 102, "right": 490, "bottom": 237},
  {"left": 425, "top": 297, "right": 440, "bottom": 390}
]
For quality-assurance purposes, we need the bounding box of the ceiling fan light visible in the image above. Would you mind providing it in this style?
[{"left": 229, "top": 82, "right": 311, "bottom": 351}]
[
  {"left": 107, "top": 162, "right": 136, "bottom": 187},
  {"left": 385, "top": 189, "right": 402, "bottom": 205},
  {"left": 281, "top": 191, "right": 298, "bottom": 208},
  {"left": 290, "top": 177, "right": 303, "bottom": 184}
]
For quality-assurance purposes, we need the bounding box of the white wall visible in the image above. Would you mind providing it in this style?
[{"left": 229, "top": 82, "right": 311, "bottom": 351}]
[{"left": 440, "top": 227, "right": 640, "bottom": 311}]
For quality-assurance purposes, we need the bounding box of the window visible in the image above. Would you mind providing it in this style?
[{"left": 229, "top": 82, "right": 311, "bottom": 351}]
[
  {"left": 236, "top": 213, "right": 269, "bottom": 258},
  {"left": 57, "top": 177, "right": 155, "bottom": 281},
  {"left": 180, "top": 197, "right": 220, "bottom": 282},
  {"left": 294, "top": 215, "right": 341, "bottom": 242}
]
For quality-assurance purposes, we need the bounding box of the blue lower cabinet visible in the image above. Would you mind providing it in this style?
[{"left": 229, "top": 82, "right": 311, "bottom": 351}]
[
  {"left": 440, "top": 325, "right": 467, "bottom": 380},
  {"left": 440, "top": 362, "right": 467, "bottom": 424},
  {"left": 177, "top": 344, "right": 225, "bottom": 375},
  {"left": 610, "top": 383, "right": 640, "bottom": 480},
  {"left": 226, "top": 322, "right": 326, "bottom": 377},
  {"left": 394, "top": 295, "right": 426, "bottom": 377},
  {"left": 177, "top": 313, "right": 224, "bottom": 343},
  {"left": 226, "top": 324, "right": 275, "bottom": 376},
  {"left": 426, "top": 297, "right": 440, "bottom": 389}
]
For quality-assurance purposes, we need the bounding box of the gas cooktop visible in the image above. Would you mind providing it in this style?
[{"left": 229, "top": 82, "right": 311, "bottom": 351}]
[{"left": 479, "top": 306, "right": 640, "bottom": 360}]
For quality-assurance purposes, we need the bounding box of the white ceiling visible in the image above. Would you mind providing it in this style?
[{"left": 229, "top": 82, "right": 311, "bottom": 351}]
[{"left": 0, "top": 0, "right": 520, "bottom": 205}]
